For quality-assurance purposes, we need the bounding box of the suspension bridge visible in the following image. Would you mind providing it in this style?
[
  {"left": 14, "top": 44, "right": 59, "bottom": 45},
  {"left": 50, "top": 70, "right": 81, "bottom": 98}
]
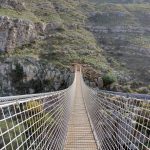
[{"left": 0, "top": 66, "right": 149, "bottom": 150}]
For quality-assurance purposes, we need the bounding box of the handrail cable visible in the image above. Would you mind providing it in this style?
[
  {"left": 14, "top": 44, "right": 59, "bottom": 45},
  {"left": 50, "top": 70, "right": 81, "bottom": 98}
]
[{"left": 0, "top": 66, "right": 150, "bottom": 150}]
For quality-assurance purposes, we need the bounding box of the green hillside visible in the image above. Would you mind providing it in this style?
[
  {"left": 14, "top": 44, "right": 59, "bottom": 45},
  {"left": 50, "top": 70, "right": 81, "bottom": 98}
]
[{"left": 0, "top": 0, "right": 150, "bottom": 94}]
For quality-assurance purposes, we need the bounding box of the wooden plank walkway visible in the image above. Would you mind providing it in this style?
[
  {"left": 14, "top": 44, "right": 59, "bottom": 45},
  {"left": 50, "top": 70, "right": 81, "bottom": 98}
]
[{"left": 64, "top": 71, "right": 97, "bottom": 150}]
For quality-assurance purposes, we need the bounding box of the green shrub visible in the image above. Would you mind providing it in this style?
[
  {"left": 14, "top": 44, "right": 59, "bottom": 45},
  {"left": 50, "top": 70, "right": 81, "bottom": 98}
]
[{"left": 102, "top": 72, "right": 117, "bottom": 86}]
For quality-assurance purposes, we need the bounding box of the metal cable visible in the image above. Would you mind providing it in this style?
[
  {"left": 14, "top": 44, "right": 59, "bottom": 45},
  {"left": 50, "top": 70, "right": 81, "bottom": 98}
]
[
  {"left": 0, "top": 69, "right": 150, "bottom": 150},
  {"left": 81, "top": 74, "right": 150, "bottom": 150},
  {"left": 0, "top": 72, "right": 76, "bottom": 150}
]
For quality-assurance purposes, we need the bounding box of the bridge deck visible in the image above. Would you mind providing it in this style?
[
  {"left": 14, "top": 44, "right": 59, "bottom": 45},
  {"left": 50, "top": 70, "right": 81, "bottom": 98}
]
[{"left": 64, "top": 71, "right": 97, "bottom": 150}]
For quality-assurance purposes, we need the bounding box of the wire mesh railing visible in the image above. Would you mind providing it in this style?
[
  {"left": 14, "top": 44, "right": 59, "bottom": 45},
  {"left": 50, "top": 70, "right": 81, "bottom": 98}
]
[
  {"left": 0, "top": 67, "right": 150, "bottom": 150},
  {"left": 0, "top": 73, "right": 76, "bottom": 150},
  {"left": 81, "top": 75, "right": 150, "bottom": 150}
]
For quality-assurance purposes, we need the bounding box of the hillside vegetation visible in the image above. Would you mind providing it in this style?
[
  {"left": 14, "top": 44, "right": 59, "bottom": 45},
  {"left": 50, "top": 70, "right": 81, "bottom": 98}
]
[{"left": 0, "top": 0, "right": 150, "bottom": 95}]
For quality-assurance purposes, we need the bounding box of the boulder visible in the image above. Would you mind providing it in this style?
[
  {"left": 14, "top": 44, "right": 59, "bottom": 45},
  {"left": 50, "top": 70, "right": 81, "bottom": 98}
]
[
  {"left": 35, "top": 22, "right": 46, "bottom": 34},
  {"left": 45, "top": 22, "right": 63, "bottom": 33}
]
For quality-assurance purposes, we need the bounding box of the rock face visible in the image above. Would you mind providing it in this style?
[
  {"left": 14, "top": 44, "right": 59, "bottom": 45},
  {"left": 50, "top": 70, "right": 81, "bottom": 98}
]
[
  {"left": 86, "top": 25, "right": 150, "bottom": 34},
  {"left": 85, "top": 0, "right": 150, "bottom": 88},
  {"left": 0, "top": 15, "right": 65, "bottom": 52},
  {"left": 0, "top": 58, "right": 73, "bottom": 96},
  {"left": 82, "top": 66, "right": 104, "bottom": 89},
  {"left": 45, "top": 22, "right": 63, "bottom": 33},
  {"left": 35, "top": 22, "right": 46, "bottom": 34},
  {"left": 87, "top": 24, "right": 150, "bottom": 83},
  {"left": 0, "top": 16, "right": 37, "bottom": 51},
  {"left": 87, "top": 25, "right": 150, "bottom": 56},
  {"left": 0, "top": 0, "right": 26, "bottom": 11}
]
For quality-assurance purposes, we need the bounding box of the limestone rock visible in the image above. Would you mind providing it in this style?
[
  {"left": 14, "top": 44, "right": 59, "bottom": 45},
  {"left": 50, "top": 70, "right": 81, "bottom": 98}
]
[
  {"left": 35, "top": 22, "right": 46, "bottom": 34},
  {"left": 0, "top": 16, "right": 37, "bottom": 51},
  {"left": 45, "top": 22, "right": 63, "bottom": 33},
  {"left": 0, "top": 58, "right": 73, "bottom": 96},
  {"left": 0, "top": 0, "right": 26, "bottom": 11}
]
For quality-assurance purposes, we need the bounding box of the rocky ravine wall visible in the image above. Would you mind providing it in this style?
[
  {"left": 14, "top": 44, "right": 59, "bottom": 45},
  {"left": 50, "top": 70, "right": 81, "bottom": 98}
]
[
  {"left": 86, "top": 25, "right": 150, "bottom": 55},
  {"left": 0, "top": 58, "right": 74, "bottom": 96},
  {"left": 0, "top": 11, "right": 74, "bottom": 96},
  {"left": 0, "top": 15, "right": 65, "bottom": 52},
  {"left": 0, "top": 16, "right": 38, "bottom": 52}
]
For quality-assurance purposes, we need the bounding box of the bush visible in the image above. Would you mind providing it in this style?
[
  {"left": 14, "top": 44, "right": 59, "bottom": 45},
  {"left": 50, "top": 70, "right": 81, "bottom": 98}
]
[
  {"left": 102, "top": 72, "right": 117, "bottom": 87},
  {"left": 137, "top": 87, "right": 149, "bottom": 94}
]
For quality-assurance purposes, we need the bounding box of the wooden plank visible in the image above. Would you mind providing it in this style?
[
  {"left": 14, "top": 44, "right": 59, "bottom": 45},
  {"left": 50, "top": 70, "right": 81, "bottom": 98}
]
[{"left": 64, "top": 71, "right": 97, "bottom": 150}]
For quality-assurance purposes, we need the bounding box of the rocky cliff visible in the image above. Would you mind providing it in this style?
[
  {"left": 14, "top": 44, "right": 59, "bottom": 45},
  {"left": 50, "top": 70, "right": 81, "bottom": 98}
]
[
  {"left": 0, "top": 16, "right": 38, "bottom": 52},
  {"left": 86, "top": 1, "right": 150, "bottom": 93},
  {"left": 0, "top": 57, "right": 73, "bottom": 96}
]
